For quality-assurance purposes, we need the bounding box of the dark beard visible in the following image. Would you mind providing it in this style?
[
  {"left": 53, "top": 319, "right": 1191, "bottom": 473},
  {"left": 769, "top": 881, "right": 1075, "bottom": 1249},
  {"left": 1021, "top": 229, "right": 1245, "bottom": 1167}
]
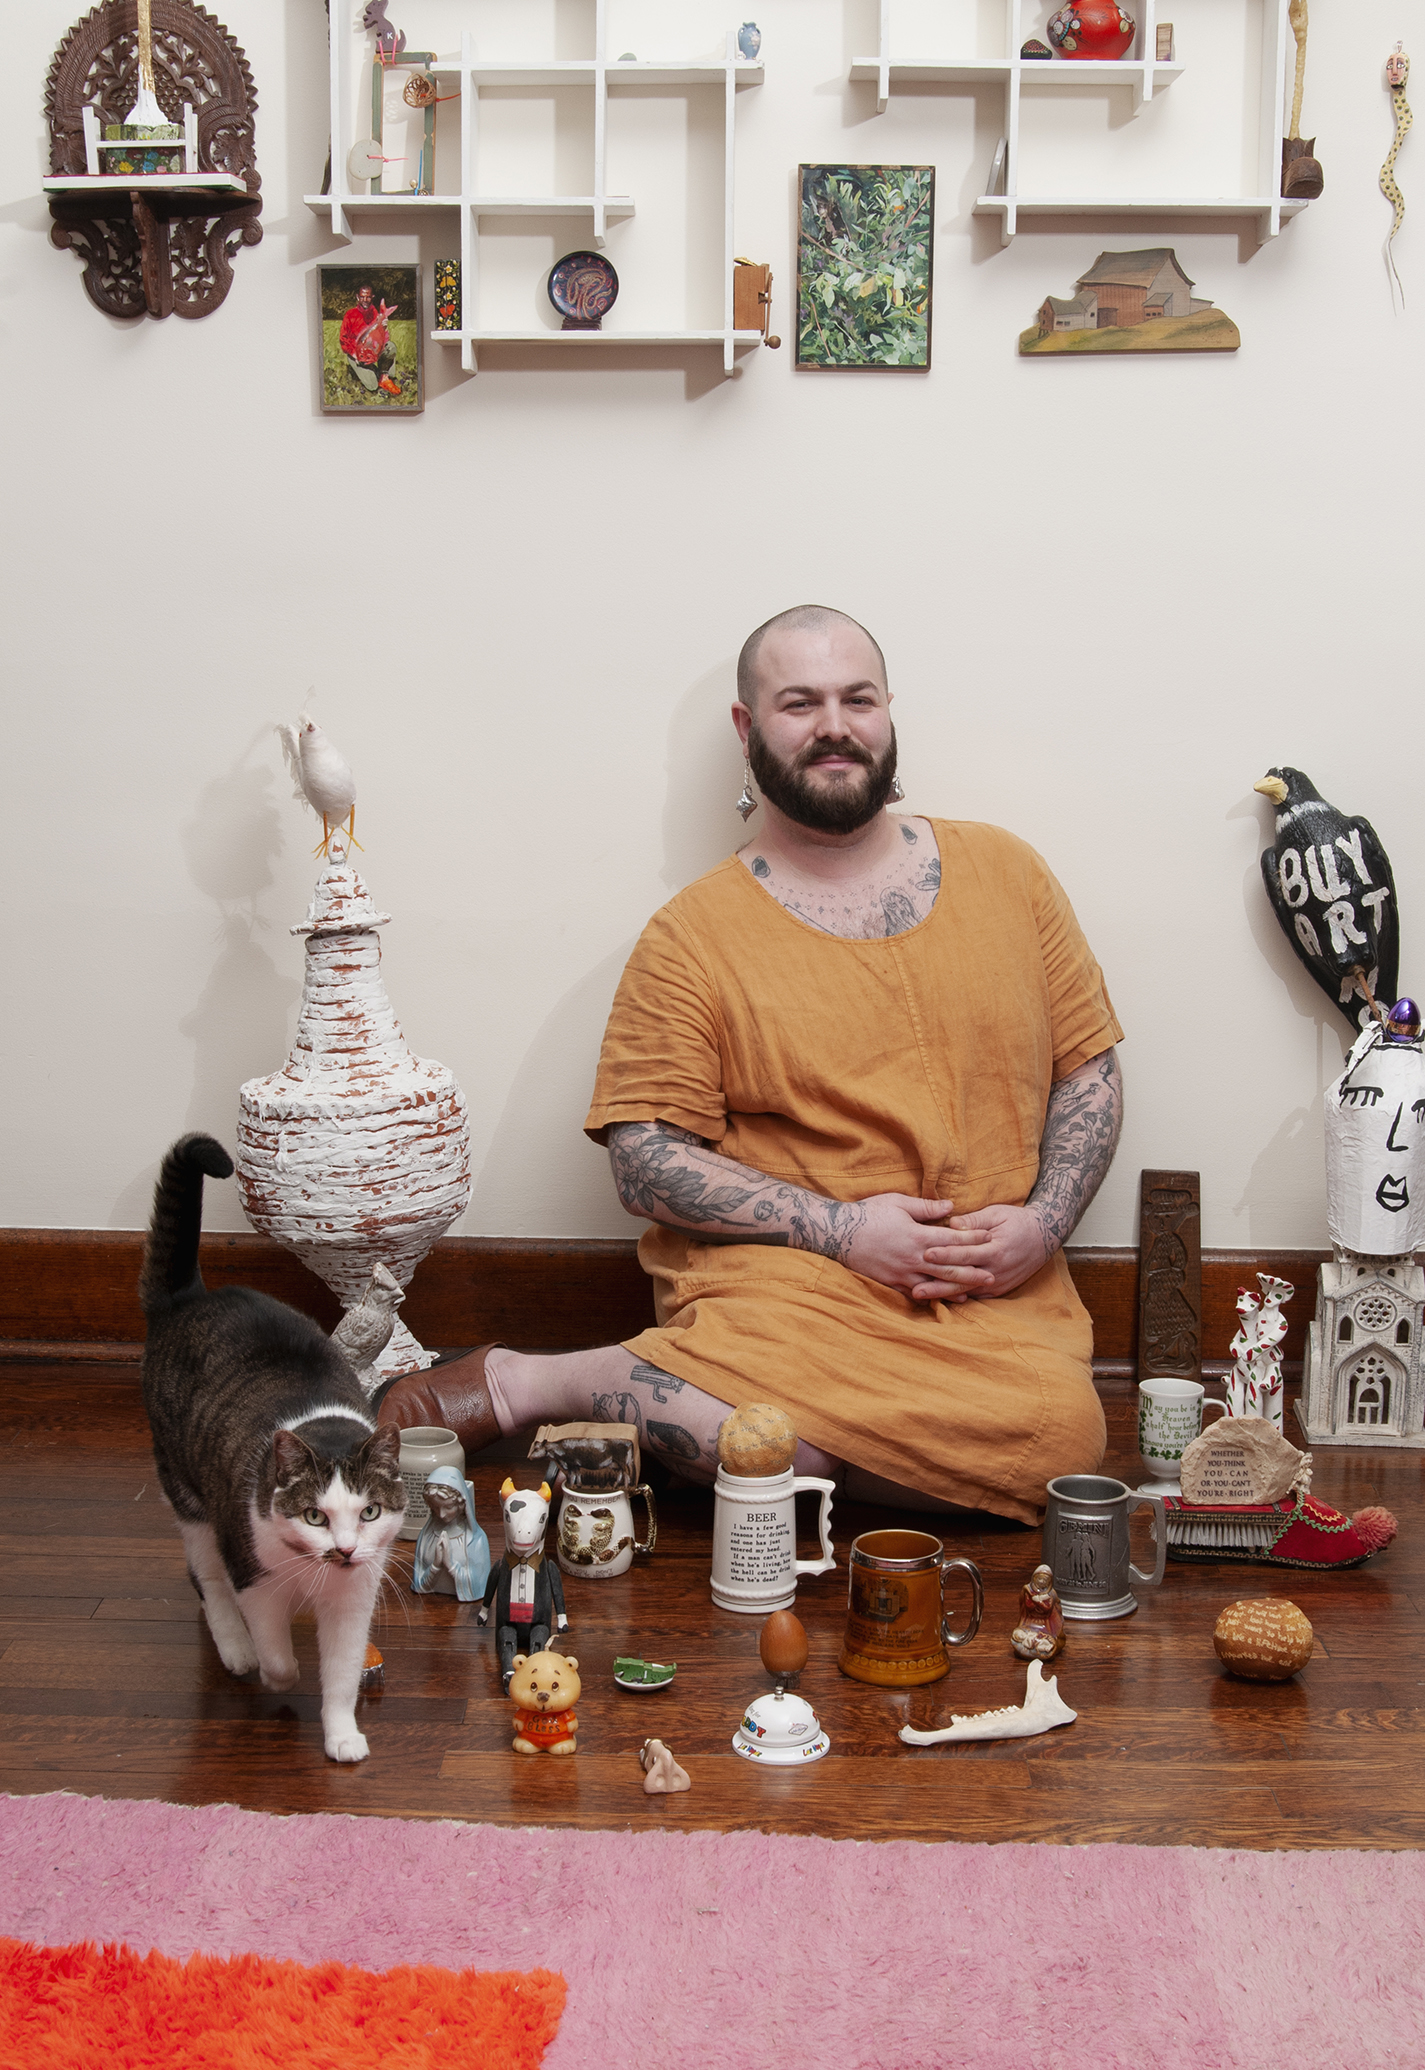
[{"left": 747, "top": 722, "right": 898, "bottom": 835}]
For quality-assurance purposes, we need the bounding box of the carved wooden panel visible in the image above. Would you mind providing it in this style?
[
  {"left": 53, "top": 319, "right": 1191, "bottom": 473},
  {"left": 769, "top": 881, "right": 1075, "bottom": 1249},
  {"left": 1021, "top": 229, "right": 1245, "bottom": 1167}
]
[
  {"left": 44, "top": 0, "right": 261, "bottom": 318},
  {"left": 1137, "top": 1169, "right": 1202, "bottom": 1382}
]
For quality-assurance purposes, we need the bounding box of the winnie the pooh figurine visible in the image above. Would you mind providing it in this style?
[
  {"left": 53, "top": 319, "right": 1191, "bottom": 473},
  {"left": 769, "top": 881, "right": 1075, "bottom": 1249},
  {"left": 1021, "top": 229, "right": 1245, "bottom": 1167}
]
[{"left": 508, "top": 1648, "right": 581, "bottom": 1755}]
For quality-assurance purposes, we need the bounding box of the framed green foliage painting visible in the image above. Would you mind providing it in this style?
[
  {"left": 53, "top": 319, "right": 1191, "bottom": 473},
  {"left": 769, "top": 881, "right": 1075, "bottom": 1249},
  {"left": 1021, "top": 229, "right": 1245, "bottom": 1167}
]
[{"left": 796, "top": 165, "right": 934, "bottom": 370}]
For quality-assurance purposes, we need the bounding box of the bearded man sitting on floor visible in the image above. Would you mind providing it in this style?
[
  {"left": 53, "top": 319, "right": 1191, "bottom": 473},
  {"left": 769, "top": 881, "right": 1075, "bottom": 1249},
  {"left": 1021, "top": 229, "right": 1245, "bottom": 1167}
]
[{"left": 378, "top": 605, "right": 1124, "bottom": 1524}]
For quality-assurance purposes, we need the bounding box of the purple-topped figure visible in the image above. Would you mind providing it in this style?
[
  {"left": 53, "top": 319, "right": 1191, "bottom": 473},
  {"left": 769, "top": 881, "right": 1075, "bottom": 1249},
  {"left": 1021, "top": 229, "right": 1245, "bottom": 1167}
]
[{"left": 1386, "top": 997, "right": 1422, "bottom": 1041}]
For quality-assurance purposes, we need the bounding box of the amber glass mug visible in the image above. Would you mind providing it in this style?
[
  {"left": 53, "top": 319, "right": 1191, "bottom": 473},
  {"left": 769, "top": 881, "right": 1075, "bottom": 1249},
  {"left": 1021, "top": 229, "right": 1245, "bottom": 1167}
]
[{"left": 838, "top": 1529, "right": 984, "bottom": 1687}]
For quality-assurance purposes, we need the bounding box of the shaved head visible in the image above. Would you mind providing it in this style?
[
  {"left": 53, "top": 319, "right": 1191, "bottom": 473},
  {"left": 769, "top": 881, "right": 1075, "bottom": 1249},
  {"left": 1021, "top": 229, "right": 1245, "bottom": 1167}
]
[{"left": 736, "top": 605, "right": 887, "bottom": 708}]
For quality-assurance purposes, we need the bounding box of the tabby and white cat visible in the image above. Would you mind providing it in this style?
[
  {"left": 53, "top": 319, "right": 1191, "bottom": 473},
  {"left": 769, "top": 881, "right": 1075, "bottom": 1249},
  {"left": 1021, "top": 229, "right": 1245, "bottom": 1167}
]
[{"left": 139, "top": 1133, "right": 406, "bottom": 1762}]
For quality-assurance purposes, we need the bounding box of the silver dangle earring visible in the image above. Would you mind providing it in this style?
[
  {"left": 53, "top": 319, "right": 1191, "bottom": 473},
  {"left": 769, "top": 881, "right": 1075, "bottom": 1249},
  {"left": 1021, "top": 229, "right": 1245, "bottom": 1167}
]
[
  {"left": 735, "top": 760, "right": 757, "bottom": 821},
  {"left": 889, "top": 775, "right": 906, "bottom": 803}
]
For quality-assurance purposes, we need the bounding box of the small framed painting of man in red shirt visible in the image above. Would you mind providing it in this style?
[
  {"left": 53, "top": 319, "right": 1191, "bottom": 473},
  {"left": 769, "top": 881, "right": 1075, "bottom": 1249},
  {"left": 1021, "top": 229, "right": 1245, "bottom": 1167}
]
[{"left": 319, "top": 264, "right": 423, "bottom": 414}]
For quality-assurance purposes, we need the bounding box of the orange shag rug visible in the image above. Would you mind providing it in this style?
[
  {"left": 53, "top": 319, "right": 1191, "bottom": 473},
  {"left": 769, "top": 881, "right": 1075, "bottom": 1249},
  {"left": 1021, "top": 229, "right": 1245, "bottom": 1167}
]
[{"left": 0, "top": 1934, "right": 566, "bottom": 2069}]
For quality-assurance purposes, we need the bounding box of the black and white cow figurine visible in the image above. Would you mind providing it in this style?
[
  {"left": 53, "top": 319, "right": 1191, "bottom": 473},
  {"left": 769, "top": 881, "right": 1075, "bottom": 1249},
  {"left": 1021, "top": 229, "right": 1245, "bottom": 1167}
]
[{"left": 478, "top": 1477, "right": 569, "bottom": 1688}]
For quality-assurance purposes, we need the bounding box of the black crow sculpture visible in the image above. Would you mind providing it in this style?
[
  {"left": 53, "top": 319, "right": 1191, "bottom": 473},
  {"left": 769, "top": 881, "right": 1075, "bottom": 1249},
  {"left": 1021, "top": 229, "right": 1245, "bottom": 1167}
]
[{"left": 1255, "top": 767, "right": 1399, "bottom": 1031}]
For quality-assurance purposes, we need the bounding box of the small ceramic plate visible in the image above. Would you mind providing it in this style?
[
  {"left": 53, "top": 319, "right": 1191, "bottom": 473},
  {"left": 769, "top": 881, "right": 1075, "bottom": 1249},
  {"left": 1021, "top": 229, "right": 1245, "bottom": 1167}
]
[
  {"left": 614, "top": 1663, "right": 676, "bottom": 1691},
  {"left": 548, "top": 250, "right": 619, "bottom": 326}
]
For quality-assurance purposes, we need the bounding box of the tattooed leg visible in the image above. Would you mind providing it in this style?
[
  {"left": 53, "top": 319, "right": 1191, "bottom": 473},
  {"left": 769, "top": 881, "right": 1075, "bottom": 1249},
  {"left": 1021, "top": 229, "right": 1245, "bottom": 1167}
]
[{"left": 485, "top": 1346, "right": 839, "bottom": 1484}]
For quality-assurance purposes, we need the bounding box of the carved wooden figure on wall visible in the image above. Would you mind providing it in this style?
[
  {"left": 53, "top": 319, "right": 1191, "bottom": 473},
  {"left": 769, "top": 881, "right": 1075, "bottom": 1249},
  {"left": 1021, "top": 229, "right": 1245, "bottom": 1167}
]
[
  {"left": 1137, "top": 1170, "right": 1202, "bottom": 1384},
  {"left": 44, "top": 0, "right": 261, "bottom": 319}
]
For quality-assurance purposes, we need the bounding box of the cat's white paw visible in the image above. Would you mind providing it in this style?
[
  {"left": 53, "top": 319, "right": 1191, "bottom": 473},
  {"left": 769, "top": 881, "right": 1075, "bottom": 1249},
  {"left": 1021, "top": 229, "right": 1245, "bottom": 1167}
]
[
  {"left": 325, "top": 1726, "right": 370, "bottom": 1763},
  {"left": 203, "top": 1607, "right": 259, "bottom": 1676},
  {"left": 259, "top": 1659, "right": 301, "bottom": 1693},
  {"left": 216, "top": 1634, "right": 259, "bottom": 1676}
]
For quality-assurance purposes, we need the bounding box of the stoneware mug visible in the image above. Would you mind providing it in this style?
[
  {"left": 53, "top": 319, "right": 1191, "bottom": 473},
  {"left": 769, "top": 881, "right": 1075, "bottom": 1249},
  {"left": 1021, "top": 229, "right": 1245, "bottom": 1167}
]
[
  {"left": 396, "top": 1426, "right": 465, "bottom": 1541},
  {"left": 1042, "top": 1474, "right": 1166, "bottom": 1620},
  {"left": 1138, "top": 1377, "right": 1229, "bottom": 1491},
  {"left": 838, "top": 1528, "right": 985, "bottom": 1687},
  {"left": 710, "top": 1465, "right": 835, "bottom": 1614},
  {"left": 555, "top": 1483, "right": 657, "bottom": 1579}
]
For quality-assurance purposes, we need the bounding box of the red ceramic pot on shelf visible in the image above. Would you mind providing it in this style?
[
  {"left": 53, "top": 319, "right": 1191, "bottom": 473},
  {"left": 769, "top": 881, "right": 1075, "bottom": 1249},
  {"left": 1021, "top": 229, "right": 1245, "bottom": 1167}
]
[{"left": 1046, "top": 0, "right": 1135, "bottom": 57}]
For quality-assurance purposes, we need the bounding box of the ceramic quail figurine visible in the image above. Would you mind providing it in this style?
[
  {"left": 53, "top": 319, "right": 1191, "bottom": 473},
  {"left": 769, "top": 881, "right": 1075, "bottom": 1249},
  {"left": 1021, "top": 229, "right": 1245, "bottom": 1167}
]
[
  {"left": 1010, "top": 1565, "right": 1065, "bottom": 1661},
  {"left": 329, "top": 1262, "right": 405, "bottom": 1400},
  {"left": 411, "top": 1467, "right": 490, "bottom": 1601},
  {"left": 1254, "top": 767, "right": 1399, "bottom": 1029}
]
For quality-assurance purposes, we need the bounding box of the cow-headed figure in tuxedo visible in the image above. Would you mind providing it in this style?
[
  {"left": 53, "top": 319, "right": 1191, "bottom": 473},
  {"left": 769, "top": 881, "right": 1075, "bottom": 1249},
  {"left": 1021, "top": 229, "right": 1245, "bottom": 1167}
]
[{"left": 478, "top": 1478, "right": 569, "bottom": 1688}]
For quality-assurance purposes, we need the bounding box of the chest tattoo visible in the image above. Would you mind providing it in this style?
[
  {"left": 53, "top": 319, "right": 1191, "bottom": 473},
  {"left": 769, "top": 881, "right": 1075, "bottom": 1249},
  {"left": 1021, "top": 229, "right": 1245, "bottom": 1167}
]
[{"left": 742, "top": 822, "right": 941, "bottom": 939}]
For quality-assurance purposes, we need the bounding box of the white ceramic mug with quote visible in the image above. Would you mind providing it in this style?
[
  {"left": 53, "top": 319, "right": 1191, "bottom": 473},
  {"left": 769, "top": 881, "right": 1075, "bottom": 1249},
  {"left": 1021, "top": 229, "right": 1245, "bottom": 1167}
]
[
  {"left": 1137, "top": 1379, "right": 1228, "bottom": 1491},
  {"left": 710, "top": 1466, "right": 835, "bottom": 1614}
]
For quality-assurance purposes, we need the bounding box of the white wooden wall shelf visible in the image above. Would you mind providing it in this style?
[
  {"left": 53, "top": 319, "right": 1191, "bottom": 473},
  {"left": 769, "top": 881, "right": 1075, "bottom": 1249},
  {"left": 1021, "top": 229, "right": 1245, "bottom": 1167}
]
[
  {"left": 306, "top": 5, "right": 765, "bottom": 375},
  {"left": 852, "top": 0, "right": 1310, "bottom": 245}
]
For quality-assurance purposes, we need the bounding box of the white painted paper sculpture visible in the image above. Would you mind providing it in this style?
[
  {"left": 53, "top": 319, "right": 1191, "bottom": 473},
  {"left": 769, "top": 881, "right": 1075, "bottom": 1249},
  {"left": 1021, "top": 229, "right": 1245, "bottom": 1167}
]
[
  {"left": 1224, "top": 1275, "right": 1294, "bottom": 1429},
  {"left": 236, "top": 828, "right": 470, "bottom": 1380},
  {"left": 1325, "top": 1019, "right": 1425, "bottom": 1255},
  {"left": 897, "top": 1661, "right": 1077, "bottom": 1746}
]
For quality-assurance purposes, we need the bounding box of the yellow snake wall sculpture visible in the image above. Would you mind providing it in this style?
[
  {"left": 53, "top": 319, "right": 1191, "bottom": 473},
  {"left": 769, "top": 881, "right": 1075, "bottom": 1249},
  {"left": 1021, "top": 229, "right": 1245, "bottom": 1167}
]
[{"left": 1382, "top": 44, "right": 1412, "bottom": 299}]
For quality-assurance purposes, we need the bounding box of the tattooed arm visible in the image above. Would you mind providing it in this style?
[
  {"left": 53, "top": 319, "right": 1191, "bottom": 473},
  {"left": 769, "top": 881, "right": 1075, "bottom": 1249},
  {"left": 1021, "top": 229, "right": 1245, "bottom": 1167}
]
[
  {"left": 606, "top": 1120, "right": 970, "bottom": 1299},
  {"left": 920, "top": 1048, "right": 1124, "bottom": 1301}
]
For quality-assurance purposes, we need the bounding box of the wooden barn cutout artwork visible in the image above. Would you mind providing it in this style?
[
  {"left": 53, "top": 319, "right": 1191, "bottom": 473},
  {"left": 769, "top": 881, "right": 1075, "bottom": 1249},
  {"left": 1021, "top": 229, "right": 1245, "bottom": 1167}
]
[
  {"left": 44, "top": 0, "right": 261, "bottom": 319},
  {"left": 1253, "top": 766, "right": 1400, "bottom": 1030},
  {"left": 1020, "top": 248, "right": 1239, "bottom": 354}
]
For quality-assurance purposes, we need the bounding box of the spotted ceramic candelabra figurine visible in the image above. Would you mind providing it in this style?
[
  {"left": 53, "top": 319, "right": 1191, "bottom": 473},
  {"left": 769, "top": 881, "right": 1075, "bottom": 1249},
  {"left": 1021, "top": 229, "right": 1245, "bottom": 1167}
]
[{"left": 1225, "top": 1276, "right": 1293, "bottom": 1429}]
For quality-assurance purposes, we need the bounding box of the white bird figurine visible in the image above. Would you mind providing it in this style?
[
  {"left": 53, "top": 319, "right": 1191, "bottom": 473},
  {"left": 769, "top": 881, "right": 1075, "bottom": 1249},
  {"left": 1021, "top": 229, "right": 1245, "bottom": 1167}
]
[{"left": 278, "top": 711, "right": 359, "bottom": 857}]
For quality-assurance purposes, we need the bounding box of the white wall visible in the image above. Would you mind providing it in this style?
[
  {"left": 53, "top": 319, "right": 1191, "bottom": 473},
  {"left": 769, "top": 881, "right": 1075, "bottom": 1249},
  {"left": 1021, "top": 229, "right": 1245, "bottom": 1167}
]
[{"left": 2, "top": 0, "right": 1420, "bottom": 1250}]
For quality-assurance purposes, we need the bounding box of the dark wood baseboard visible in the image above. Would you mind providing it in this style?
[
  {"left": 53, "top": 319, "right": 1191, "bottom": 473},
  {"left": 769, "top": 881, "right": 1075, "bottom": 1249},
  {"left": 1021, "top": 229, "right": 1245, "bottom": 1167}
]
[{"left": 0, "top": 1228, "right": 1329, "bottom": 1367}]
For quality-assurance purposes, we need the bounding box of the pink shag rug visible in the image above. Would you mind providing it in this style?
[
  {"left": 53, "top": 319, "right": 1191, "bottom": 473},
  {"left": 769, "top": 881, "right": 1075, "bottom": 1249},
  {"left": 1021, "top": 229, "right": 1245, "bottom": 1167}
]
[{"left": 1, "top": 1792, "right": 1422, "bottom": 2070}]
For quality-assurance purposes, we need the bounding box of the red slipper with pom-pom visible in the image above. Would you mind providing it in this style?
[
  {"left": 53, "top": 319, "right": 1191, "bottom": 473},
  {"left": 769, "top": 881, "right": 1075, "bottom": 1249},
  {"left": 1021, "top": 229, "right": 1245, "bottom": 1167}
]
[{"left": 1162, "top": 1491, "right": 1398, "bottom": 1568}]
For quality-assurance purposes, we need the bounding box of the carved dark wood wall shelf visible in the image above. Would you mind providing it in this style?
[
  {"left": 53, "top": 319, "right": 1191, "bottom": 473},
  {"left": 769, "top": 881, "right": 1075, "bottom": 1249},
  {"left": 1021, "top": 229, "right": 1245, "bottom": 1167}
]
[{"left": 44, "top": 0, "right": 261, "bottom": 319}]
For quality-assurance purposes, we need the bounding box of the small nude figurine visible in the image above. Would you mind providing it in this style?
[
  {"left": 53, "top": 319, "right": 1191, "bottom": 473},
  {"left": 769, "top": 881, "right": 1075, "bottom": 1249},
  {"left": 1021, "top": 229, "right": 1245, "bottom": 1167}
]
[
  {"left": 639, "top": 1738, "right": 691, "bottom": 1794},
  {"left": 1010, "top": 1563, "right": 1065, "bottom": 1661}
]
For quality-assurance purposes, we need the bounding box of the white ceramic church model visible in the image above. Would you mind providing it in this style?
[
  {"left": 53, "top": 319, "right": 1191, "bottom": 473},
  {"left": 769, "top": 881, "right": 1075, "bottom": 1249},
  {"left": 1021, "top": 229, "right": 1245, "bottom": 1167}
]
[{"left": 1298, "top": 1000, "right": 1425, "bottom": 1447}]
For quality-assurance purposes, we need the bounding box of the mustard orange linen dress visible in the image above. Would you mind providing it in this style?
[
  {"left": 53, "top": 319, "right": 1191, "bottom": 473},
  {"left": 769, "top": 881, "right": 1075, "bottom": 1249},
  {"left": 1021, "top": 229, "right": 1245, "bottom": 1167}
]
[{"left": 584, "top": 820, "right": 1124, "bottom": 1524}]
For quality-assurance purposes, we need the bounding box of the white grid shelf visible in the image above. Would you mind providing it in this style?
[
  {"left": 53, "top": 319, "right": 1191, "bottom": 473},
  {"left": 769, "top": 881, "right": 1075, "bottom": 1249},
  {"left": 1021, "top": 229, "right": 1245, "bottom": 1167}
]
[
  {"left": 306, "top": 5, "right": 765, "bottom": 374},
  {"left": 853, "top": 0, "right": 1310, "bottom": 245}
]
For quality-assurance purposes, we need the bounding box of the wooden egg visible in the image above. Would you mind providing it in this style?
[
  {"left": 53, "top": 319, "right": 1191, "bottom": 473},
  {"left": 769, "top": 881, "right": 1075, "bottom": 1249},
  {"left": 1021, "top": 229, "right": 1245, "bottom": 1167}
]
[
  {"left": 1213, "top": 1598, "right": 1314, "bottom": 1681},
  {"left": 760, "top": 1610, "right": 809, "bottom": 1680},
  {"left": 716, "top": 1403, "right": 799, "bottom": 1477}
]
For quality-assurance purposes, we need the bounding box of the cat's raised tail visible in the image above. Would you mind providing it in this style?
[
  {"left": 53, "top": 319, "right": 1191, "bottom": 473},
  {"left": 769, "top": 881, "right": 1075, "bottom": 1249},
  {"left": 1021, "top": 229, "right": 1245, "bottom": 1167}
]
[{"left": 139, "top": 1132, "right": 235, "bottom": 1316}]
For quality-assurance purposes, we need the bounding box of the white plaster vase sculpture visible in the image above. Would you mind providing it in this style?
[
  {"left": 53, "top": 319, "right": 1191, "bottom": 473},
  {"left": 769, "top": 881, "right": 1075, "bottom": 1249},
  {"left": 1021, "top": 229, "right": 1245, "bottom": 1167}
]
[
  {"left": 897, "top": 1661, "right": 1077, "bottom": 1746},
  {"left": 235, "top": 829, "right": 470, "bottom": 1379}
]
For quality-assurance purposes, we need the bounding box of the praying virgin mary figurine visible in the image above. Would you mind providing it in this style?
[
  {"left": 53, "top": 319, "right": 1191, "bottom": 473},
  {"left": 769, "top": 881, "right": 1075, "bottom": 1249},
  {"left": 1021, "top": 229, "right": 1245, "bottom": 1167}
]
[{"left": 412, "top": 1467, "right": 490, "bottom": 1600}]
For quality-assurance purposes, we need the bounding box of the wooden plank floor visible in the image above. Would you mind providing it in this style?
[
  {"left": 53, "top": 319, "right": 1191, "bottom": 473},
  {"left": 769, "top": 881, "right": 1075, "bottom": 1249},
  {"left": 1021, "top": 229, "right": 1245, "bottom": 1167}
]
[{"left": 2, "top": 1360, "right": 1423, "bottom": 1848}]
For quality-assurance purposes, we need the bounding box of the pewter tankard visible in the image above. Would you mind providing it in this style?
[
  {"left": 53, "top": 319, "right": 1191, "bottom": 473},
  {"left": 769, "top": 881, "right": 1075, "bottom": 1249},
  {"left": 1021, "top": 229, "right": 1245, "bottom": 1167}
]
[{"left": 1043, "top": 1474, "right": 1166, "bottom": 1620}]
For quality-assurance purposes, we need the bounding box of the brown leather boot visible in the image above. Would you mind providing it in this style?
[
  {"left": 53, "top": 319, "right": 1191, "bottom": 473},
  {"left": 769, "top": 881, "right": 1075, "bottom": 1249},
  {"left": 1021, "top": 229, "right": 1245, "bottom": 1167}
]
[{"left": 373, "top": 1344, "right": 505, "bottom": 1455}]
